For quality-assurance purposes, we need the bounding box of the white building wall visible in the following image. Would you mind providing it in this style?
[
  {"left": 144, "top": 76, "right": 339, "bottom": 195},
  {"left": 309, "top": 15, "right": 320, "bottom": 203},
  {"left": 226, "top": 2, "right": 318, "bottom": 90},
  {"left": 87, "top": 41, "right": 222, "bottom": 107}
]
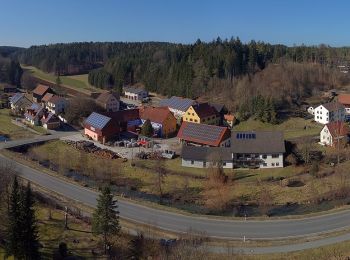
[
  {"left": 259, "top": 153, "right": 284, "bottom": 168},
  {"left": 314, "top": 105, "right": 345, "bottom": 124},
  {"left": 182, "top": 159, "right": 233, "bottom": 168},
  {"left": 320, "top": 126, "right": 332, "bottom": 146}
]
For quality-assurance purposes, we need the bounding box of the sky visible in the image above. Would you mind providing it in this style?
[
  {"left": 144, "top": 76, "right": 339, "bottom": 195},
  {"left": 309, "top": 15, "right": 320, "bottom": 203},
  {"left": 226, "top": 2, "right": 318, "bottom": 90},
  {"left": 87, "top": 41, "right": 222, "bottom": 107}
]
[{"left": 1, "top": 0, "right": 350, "bottom": 47}]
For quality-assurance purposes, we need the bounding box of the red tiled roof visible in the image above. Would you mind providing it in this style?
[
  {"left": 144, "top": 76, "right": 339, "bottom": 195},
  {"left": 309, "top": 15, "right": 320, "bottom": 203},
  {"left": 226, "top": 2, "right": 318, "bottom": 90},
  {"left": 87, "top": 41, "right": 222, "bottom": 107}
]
[
  {"left": 139, "top": 106, "right": 174, "bottom": 124},
  {"left": 33, "top": 84, "right": 50, "bottom": 96},
  {"left": 326, "top": 121, "right": 349, "bottom": 137},
  {"left": 338, "top": 94, "right": 350, "bottom": 106},
  {"left": 106, "top": 109, "right": 140, "bottom": 122},
  {"left": 224, "top": 114, "right": 235, "bottom": 121},
  {"left": 191, "top": 103, "right": 218, "bottom": 119},
  {"left": 42, "top": 93, "right": 54, "bottom": 103},
  {"left": 177, "top": 121, "right": 231, "bottom": 147}
]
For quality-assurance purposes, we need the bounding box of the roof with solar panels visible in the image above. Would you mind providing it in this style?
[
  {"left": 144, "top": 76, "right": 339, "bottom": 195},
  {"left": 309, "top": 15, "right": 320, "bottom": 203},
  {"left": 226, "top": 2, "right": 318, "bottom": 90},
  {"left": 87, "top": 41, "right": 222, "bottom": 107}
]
[
  {"left": 85, "top": 112, "right": 112, "bottom": 130},
  {"left": 177, "top": 122, "right": 231, "bottom": 147},
  {"left": 231, "top": 131, "right": 285, "bottom": 154},
  {"left": 159, "top": 96, "right": 197, "bottom": 112}
]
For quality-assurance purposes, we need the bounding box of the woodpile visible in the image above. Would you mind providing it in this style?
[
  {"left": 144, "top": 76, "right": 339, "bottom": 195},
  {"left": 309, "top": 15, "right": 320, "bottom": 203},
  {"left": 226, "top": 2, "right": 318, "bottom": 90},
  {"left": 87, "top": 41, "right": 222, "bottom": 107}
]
[{"left": 64, "top": 140, "right": 120, "bottom": 159}]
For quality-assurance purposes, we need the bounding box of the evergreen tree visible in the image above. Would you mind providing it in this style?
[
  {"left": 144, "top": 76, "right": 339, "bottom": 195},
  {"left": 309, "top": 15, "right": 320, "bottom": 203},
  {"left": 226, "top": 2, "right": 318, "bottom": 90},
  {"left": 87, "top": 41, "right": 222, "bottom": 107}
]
[
  {"left": 128, "top": 232, "right": 145, "bottom": 260},
  {"left": 56, "top": 75, "right": 62, "bottom": 87},
  {"left": 6, "top": 176, "right": 23, "bottom": 259},
  {"left": 92, "top": 186, "right": 120, "bottom": 254},
  {"left": 21, "top": 183, "right": 40, "bottom": 260},
  {"left": 141, "top": 119, "right": 154, "bottom": 137}
]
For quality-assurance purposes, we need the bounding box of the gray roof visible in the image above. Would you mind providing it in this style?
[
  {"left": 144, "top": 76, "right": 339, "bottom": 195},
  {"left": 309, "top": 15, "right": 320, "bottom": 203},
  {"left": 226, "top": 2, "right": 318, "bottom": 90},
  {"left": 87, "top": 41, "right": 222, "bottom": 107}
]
[
  {"left": 85, "top": 112, "right": 111, "bottom": 130},
  {"left": 159, "top": 96, "right": 196, "bottom": 112},
  {"left": 181, "top": 146, "right": 232, "bottom": 161},
  {"left": 10, "top": 93, "right": 24, "bottom": 105},
  {"left": 231, "top": 131, "right": 285, "bottom": 154},
  {"left": 320, "top": 102, "right": 345, "bottom": 111},
  {"left": 124, "top": 87, "right": 148, "bottom": 95}
]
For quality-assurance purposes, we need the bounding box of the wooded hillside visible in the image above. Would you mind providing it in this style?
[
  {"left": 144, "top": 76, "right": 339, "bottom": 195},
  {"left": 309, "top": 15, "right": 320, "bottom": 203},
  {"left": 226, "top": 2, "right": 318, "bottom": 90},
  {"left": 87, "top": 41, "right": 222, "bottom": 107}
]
[{"left": 14, "top": 40, "right": 350, "bottom": 100}]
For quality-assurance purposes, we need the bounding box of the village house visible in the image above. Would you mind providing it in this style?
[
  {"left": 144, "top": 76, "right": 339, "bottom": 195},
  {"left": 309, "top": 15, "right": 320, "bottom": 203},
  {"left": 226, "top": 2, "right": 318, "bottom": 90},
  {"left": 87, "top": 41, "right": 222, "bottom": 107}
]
[
  {"left": 24, "top": 103, "right": 44, "bottom": 125},
  {"left": 41, "top": 92, "right": 54, "bottom": 106},
  {"left": 181, "top": 146, "right": 234, "bottom": 168},
  {"left": 96, "top": 91, "right": 120, "bottom": 112},
  {"left": 223, "top": 114, "right": 236, "bottom": 128},
  {"left": 10, "top": 93, "right": 32, "bottom": 114},
  {"left": 181, "top": 131, "right": 285, "bottom": 169},
  {"left": 159, "top": 96, "right": 197, "bottom": 120},
  {"left": 46, "top": 95, "right": 68, "bottom": 114},
  {"left": 32, "top": 84, "right": 53, "bottom": 103},
  {"left": 84, "top": 112, "right": 120, "bottom": 144},
  {"left": 124, "top": 86, "right": 148, "bottom": 101},
  {"left": 41, "top": 112, "right": 61, "bottom": 130},
  {"left": 139, "top": 106, "right": 177, "bottom": 137},
  {"left": 177, "top": 122, "right": 231, "bottom": 147},
  {"left": 338, "top": 93, "right": 350, "bottom": 120},
  {"left": 314, "top": 102, "right": 345, "bottom": 124},
  {"left": 319, "top": 121, "right": 349, "bottom": 147},
  {"left": 210, "top": 103, "right": 228, "bottom": 125},
  {"left": 182, "top": 103, "right": 220, "bottom": 125}
]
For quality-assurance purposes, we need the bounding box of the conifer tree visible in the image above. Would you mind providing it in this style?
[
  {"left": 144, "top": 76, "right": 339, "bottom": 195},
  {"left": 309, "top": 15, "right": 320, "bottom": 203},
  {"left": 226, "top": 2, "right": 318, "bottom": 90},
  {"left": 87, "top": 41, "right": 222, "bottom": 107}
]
[
  {"left": 6, "top": 176, "right": 23, "bottom": 258},
  {"left": 141, "top": 119, "right": 154, "bottom": 137},
  {"left": 21, "top": 183, "right": 40, "bottom": 260},
  {"left": 92, "top": 186, "right": 120, "bottom": 254}
]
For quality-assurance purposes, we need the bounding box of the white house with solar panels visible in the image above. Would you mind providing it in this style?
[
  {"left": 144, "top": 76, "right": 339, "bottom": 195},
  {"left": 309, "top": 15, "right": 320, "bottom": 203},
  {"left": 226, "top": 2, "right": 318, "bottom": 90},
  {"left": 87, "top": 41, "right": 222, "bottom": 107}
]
[
  {"left": 159, "top": 96, "right": 197, "bottom": 120},
  {"left": 181, "top": 131, "right": 285, "bottom": 169}
]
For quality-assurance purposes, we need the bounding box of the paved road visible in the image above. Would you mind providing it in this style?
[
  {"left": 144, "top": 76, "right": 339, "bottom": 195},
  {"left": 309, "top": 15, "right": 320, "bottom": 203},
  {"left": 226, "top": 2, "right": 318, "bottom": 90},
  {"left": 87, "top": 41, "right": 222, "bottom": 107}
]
[{"left": 1, "top": 154, "right": 350, "bottom": 242}]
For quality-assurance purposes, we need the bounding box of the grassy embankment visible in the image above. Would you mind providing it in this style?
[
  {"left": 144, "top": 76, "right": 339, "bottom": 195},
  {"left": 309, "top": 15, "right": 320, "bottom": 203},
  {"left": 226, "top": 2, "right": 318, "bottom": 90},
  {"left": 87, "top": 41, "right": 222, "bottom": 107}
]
[
  {"left": 0, "top": 109, "right": 35, "bottom": 140},
  {"left": 21, "top": 65, "right": 98, "bottom": 95},
  {"left": 8, "top": 139, "right": 349, "bottom": 217}
]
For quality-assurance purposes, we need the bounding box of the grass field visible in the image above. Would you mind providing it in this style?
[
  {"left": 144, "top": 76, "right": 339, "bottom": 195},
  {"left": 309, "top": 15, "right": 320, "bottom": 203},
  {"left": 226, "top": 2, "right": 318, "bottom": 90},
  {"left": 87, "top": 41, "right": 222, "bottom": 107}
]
[
  {"left": 22, "top": 65, "right": 97, "bottom": 94},
  {"left": 235, "top": 117, "right": 322, "bottom": 139},
  {"left": 0, "top": 109, "right": 35, "bottom": 140},
  {"left": 14, "top": 139, "right": 350, "bottom": 217}
]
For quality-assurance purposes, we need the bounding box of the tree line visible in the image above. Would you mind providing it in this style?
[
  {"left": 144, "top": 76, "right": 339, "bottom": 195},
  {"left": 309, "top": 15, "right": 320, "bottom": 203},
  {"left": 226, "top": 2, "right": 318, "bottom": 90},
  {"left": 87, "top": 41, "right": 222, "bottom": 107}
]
[
  {"left": 13, "top": 40, "right": 350, "bottom": 97},
  {"left": 0, "top": 55, "right": 22, "bottom": 86}
]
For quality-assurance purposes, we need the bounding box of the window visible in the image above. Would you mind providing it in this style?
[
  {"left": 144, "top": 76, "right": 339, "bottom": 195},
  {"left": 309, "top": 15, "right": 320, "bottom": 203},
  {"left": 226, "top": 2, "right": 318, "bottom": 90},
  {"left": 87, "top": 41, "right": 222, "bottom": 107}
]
[
  {"left": 272, "top": 154, "right": 279, "bottom": 158},
  {"left": 187, "top": 112, "right": 190, "bottom": 115},
  {"left": 223, "top": 162, "right": 226, "bottom": 166},
  {"left": 190, "top": 119, "right": 193, "bottom": 122},
  {"left": 191, "top": 160, "right": 194, "bottom": 165},
  {"left": 203, "top": 161, "right": 206, "bottom": 167},
  {"left": 276, "top": 162, "right": 279, "bottom": 166},
  {"left": 194, "top": 119, "right": 198, "bottom": 122},
  {"left": 271, "top": 163, "right": 275, "bottom": 167},
  {"left": 262, "top": 163, "right": 267, "bottom": 167},
  {"left": 262, "top": 154, "right": 267, "bottom": 159}
]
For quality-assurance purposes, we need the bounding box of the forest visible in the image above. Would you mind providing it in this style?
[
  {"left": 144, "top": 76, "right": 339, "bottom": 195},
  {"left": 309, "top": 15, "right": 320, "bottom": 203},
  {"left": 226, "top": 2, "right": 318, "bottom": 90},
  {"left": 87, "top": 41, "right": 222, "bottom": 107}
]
[{"left": 10, "top": 40, "right": 350, "bottom": 115}]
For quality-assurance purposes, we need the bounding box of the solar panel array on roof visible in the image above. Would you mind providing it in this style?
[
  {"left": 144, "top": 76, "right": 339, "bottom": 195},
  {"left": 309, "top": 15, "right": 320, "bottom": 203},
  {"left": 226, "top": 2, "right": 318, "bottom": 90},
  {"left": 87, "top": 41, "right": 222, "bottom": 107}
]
[
  {"left": 85, "top": 112, "right": 111, "bottom": 130},
  {"left": 159, "top": 96, "right": 195, "bottom": 112},
  {"left": 236, "top": 133, "right": 256, "bottom": 139},
  {"left": 10, "top": 93, "right": 24, "bottom": 104},
  {"left": 182, "top": 123, "right": 223, "bottom": 143}
]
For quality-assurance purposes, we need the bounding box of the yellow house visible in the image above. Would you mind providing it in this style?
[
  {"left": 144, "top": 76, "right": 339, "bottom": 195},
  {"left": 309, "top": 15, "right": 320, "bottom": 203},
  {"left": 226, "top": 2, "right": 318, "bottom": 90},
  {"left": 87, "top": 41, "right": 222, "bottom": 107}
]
[{"left": 182, "top": 103, "right": 220, "bottom": 125}]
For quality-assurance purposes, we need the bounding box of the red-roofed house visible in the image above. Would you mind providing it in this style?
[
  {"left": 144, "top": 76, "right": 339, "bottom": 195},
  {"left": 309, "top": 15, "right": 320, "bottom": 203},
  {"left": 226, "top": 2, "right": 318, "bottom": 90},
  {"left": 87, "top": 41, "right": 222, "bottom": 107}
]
[
  {"left": 338, "top": 93, "right": 350, "bottom": 119},
  {"left": 320, "top": 121, "right": 349, "bottom": 146},
  {"left": 182, "top": 103, "right": 220, "bottom": 125},
  {"left": 177, "top": 121, "right": 231, "bottom": 147},
  {"left": 32, "top": 84, "right": 53, "bottom": 103},
  {"left": 139, "top": 106, "right": 177, "bottom": 137}
]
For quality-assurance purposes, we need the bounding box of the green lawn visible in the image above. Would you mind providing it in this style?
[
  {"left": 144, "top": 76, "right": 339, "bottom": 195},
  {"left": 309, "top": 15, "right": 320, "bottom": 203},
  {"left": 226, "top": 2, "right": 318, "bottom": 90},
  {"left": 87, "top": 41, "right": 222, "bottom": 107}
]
[
  {"left": 235, "top": 117, "right": 322, "bottom": 139},
  {"left": 21, "top": 65, "right": 98, "bottom": 94},
  {"left": 0, "top": 109, "right": 34, "bottom": 140}
]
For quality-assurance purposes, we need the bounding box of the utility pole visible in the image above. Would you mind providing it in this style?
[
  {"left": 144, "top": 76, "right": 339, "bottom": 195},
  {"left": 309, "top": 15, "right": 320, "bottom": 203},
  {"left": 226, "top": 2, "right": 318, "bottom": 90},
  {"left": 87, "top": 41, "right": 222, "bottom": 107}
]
[{"left": 64, "top": 206, "right": 68, "bottom": 230}]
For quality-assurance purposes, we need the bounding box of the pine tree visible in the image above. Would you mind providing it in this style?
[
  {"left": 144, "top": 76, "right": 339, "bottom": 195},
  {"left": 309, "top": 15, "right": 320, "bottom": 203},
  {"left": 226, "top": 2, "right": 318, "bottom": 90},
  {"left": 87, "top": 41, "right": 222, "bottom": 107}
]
[
  {"left": 141, "top": 119, "right": 154, "bottom": 137},
  {"left": 6, "top": 176, "right": 24, "bottom": 258},
  {"left": 21, "top": 183, "right": 40, "bottom": 260},
  {"left": 92, "top": 186, "right": 120, "bottom": 254}
]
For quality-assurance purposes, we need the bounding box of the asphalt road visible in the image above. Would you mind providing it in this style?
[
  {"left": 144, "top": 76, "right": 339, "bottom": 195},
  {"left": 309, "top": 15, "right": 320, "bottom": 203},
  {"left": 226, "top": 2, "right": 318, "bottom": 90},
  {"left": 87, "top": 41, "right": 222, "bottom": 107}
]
[{"left": 1, "top": 153, "right": 350, "bottom": 242}]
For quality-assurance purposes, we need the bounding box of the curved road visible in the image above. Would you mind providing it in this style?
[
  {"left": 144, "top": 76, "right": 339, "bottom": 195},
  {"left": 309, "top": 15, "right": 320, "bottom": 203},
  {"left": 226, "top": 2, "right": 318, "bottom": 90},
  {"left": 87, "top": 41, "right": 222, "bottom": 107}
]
[{"left": 2, "top": 153, "right": 350, "bottom": 253}]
